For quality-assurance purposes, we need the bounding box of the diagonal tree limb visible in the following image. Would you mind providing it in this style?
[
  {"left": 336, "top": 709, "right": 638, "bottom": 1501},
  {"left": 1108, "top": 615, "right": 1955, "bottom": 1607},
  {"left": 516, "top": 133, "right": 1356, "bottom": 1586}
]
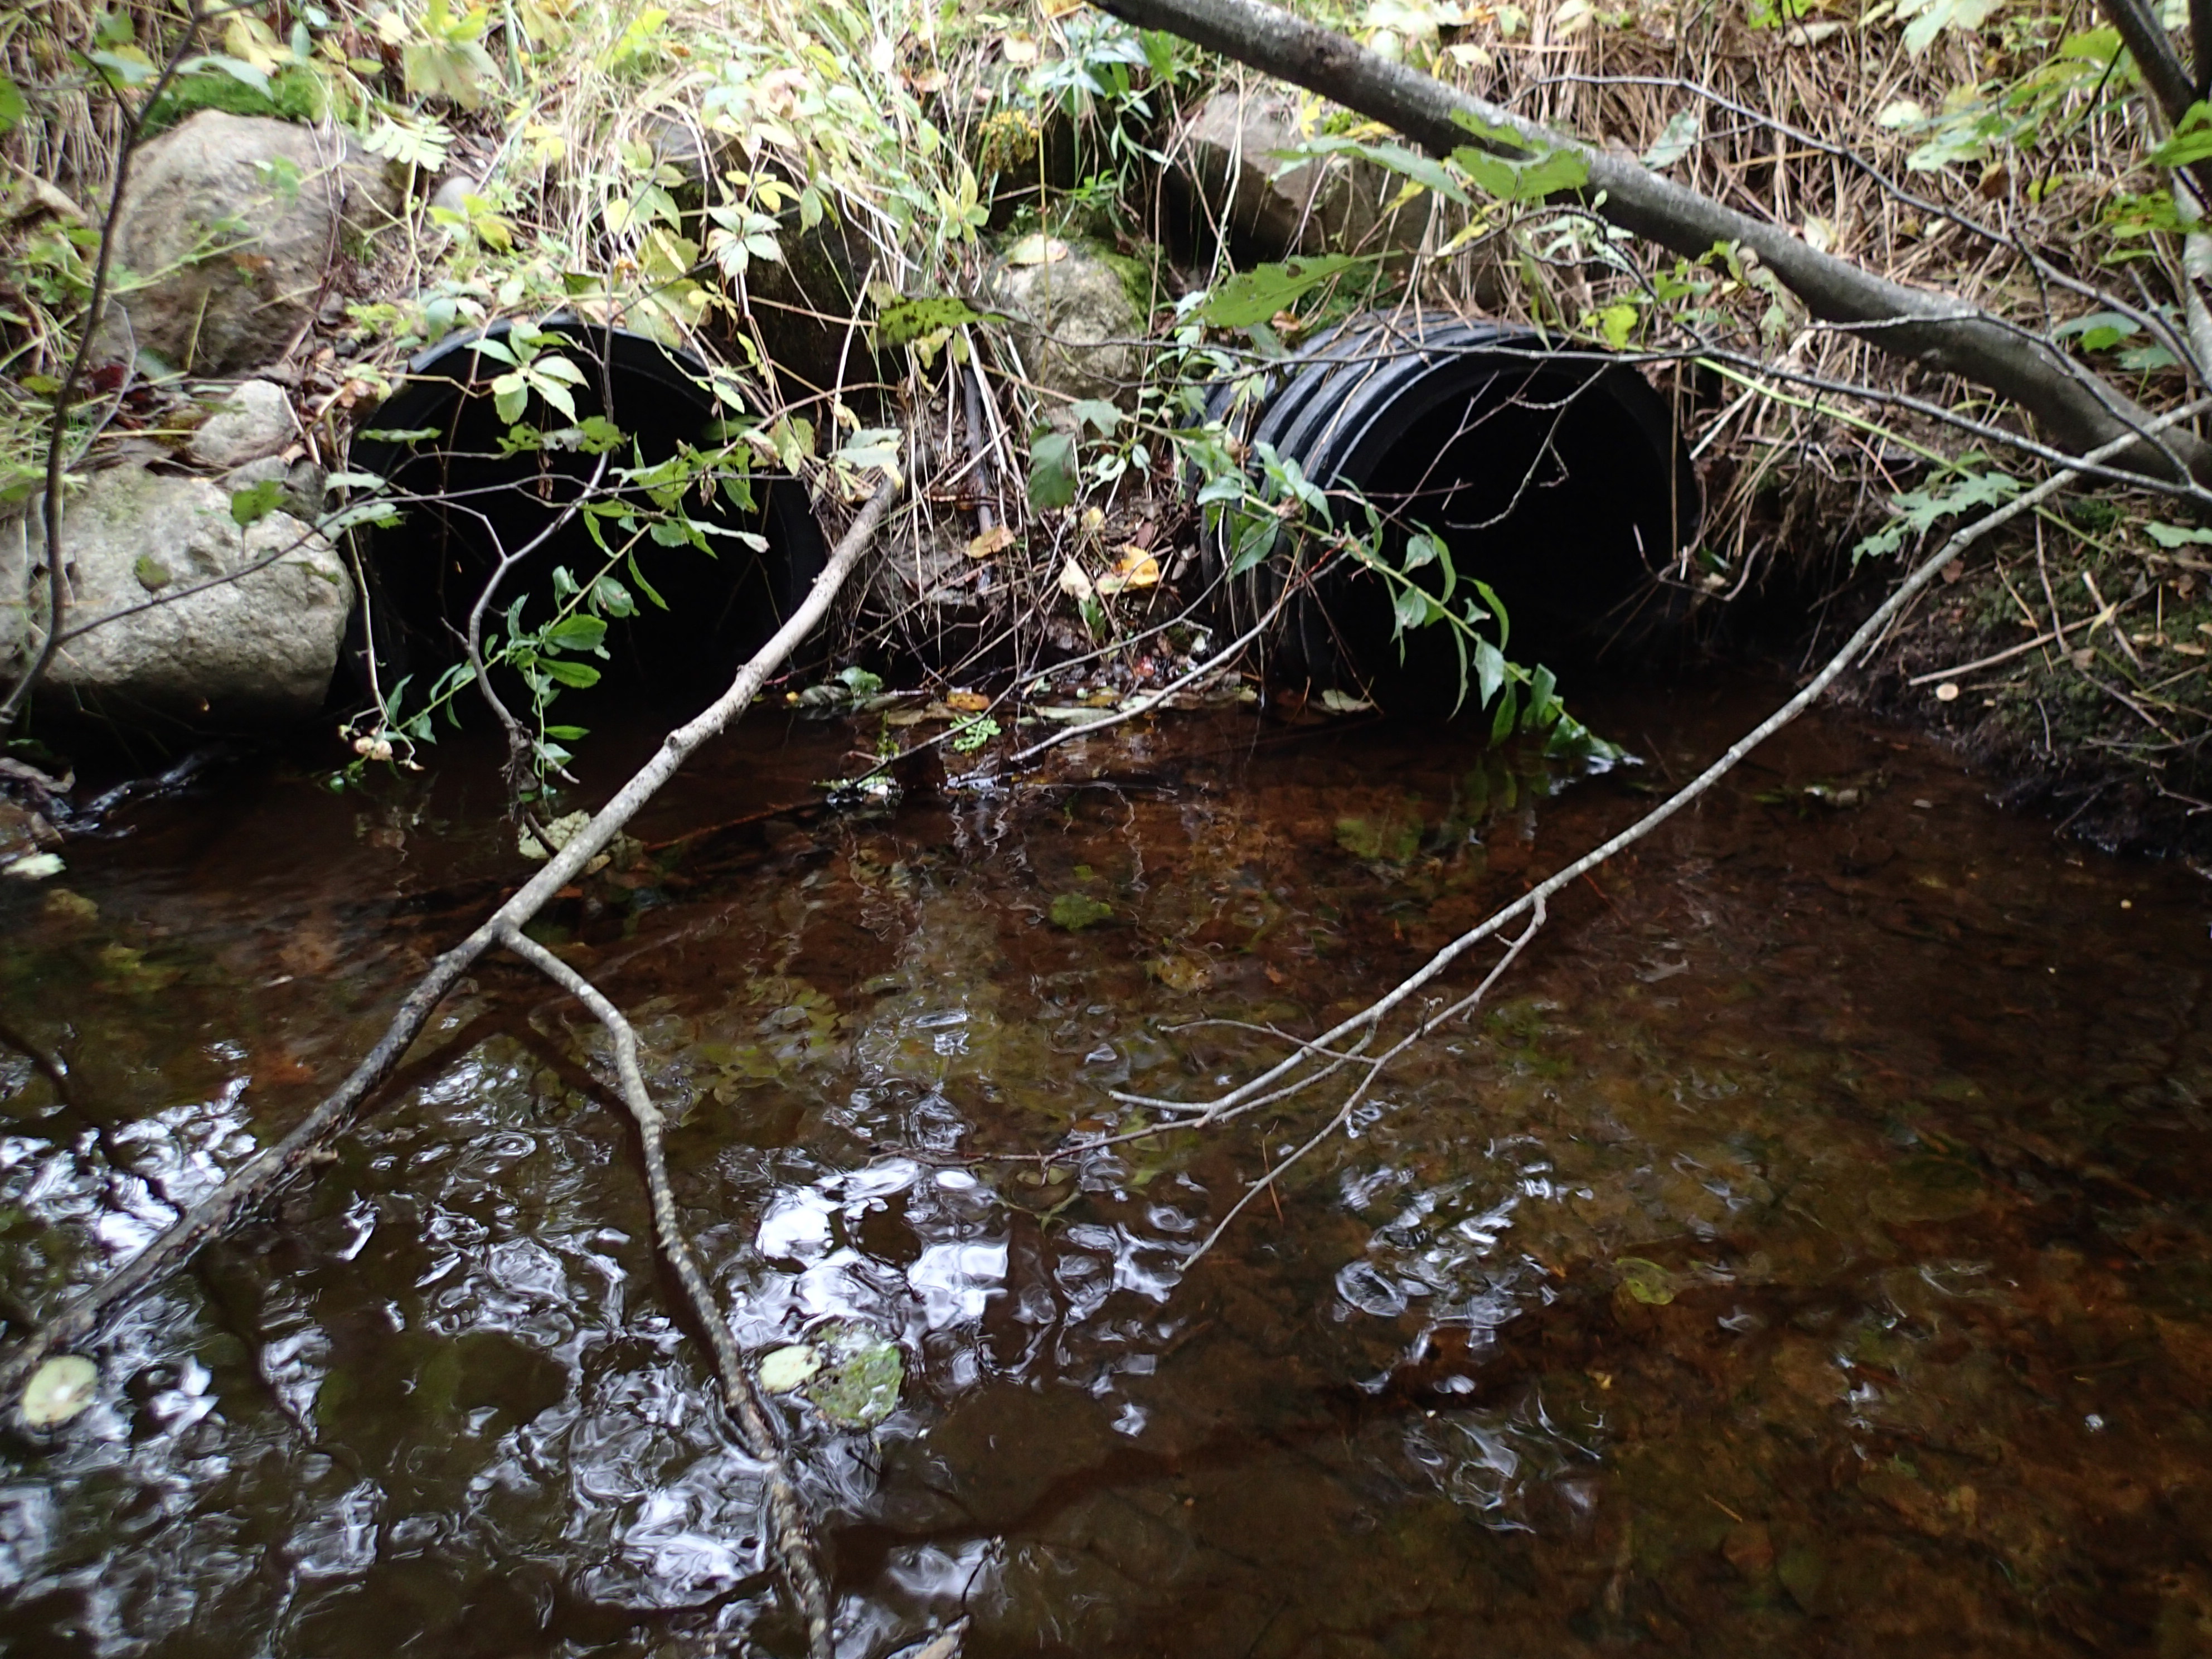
[
  {"left": 0, "top": 476, "right": 904, "bottom": 1417},
  {"left": 1095, "top": 0, "right": 2212, "bottom": 486},
  {"left": 1112, "top": 396, "right": 2212, "bottom": 1125},
  {"left": 496, "top": 926, "right": 835, "bottom": 1659}
]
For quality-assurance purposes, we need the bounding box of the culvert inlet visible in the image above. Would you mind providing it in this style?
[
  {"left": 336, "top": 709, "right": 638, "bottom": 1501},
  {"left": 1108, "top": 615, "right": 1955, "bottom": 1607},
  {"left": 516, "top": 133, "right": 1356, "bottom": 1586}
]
[
  {"left": 1206, "top": 313, "right": 1700, "bottom": 714},
  {"left": 347, "top": 319, "right": 824, "bottom": 715}
]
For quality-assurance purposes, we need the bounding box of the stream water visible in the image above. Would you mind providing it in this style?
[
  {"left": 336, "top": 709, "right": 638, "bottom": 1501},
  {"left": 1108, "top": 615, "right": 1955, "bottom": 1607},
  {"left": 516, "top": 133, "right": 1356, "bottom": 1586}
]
[{"left": 1, "top": 677, "right": 2209, "bottom": 1657}]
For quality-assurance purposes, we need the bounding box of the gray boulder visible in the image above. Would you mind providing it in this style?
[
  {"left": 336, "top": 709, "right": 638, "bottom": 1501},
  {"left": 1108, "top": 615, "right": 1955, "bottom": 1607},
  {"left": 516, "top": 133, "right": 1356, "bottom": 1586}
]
[
  {"left": 187, "top": 377, "right": 297, "bottom": 469},
  {"left": 1172, "top": 86, "right": 1427, "bottom": 265},
  {"left": 0, "top": 463, "right": 351, "bottom": 723},
  {"left": 106, "top": 111, "right": 397, "bottom": 374},
  {"left": 986, "top": 239, "right": 1144, "bottom": 418}
]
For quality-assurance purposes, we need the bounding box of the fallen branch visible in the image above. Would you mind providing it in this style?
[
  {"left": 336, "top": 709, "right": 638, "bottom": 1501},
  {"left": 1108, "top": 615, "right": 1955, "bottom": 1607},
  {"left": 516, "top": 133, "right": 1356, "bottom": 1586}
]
[
  {"left": 1094, "top": 0, "right": 2212, "bottom": 486},
  {"left": 496, "top": 926, "right": 834, "bottom": 1659},
  {"left": 0, "top": 477, "right": 903, "bottom": 1416},
  {"left": 1114, "top": 399, "right": 2212, "bottom": 1141}
]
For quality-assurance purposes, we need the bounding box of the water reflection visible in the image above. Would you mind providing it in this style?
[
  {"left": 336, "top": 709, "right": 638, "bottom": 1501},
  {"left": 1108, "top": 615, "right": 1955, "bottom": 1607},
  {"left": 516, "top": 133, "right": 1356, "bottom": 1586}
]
[{"left": 0, "top": 684, "right": 2208, "bottom": 1655}]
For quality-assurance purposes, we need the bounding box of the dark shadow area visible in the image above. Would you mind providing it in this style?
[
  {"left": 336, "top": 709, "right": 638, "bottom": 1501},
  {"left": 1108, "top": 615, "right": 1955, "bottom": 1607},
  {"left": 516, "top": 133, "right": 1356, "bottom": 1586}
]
[
  {"left": 1209, "top": 316, "right": 1699, "bottom": 714},
  {"left": 347, "top": 321, "right": 827, "bottom": 721}
]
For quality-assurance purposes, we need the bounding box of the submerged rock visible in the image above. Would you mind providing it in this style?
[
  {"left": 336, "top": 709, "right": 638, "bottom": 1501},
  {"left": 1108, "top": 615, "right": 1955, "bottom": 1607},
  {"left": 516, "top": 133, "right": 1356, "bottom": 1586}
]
[
  {"left": 106, "top": 111, "right": 397, "bottom": 374},
  {"left": 0, "top": 463, "right": 350, "bottom": 724}
]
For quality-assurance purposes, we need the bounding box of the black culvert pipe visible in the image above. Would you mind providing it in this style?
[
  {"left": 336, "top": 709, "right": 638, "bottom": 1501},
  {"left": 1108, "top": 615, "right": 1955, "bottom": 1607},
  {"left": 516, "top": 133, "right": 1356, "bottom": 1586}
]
[
  {"left": 1205, "top": 312, "right": 1699, "bottom": 713},
  {"left": 347, "top": 319, "right": 825, "bottom": 711}
]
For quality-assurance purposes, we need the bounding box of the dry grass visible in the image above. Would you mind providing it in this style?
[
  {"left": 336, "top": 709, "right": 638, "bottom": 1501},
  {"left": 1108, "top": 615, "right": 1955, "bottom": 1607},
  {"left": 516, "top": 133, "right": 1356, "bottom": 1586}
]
[{"left": 2, "top": 0, "right": 2205, "bottom": 835}]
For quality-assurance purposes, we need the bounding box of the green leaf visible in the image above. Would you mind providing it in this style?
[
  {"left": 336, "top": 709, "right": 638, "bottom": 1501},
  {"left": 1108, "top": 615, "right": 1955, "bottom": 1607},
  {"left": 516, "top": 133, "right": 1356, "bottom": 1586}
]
[
  {"left": 1595, "top": 301, "right": 1638, "bottom": 350},
  {"left": 1894, "top": 0, "right": 2005, "bottom": 55},
  {"left": 2146, "top": 521, "right": 2212, "bottom": 547},
  {"left": 627, "top": 553, "right": 668, "bottom": 610},
  {"left": 196, "top": 52, "right": 271, "bottom": 95},
  {"left": 402, "top": 34, "right": 501, "bottom": 109},
  {"left": 540, "top": 659, "right": 601, "bottom": 688},
  {"left": 0, "top": 74, "right": 26, "bottom": 134},
  {"left": 1642, "top": 109, "right": 1701, "bottom": 169},
  {"left": 1029, "top": 430, "right": 1079, "bottom": 511},
  {"left": 1284, "top": 134, "right": 1468, "bottom": 205},
  {"left": 1068, "top": 398, "right": 1121, "bottom": 434},
  {"left": 2054, "top": 310, "right": 2140, "bottom": 352},
  {"left": 876, "top": 293, "right": 987, "bottom": 346},
  {"left": 229, "top": 479, "right": 284, "bottom": 526},
  {"left": 1617, "top": 1257, "right": 1676, "bottom": 1305},
  {"left": 545, "top": 614, "right": 608, "bottom": 650},
  {"left": 1050, "top": 891, "right": 1114, "bottom": 930},
  {"left": 1451, "top": 143, "right": 1590, "bottom": 203},
  {"left": 1489, "top": 680, "right": 1520, "bottom": 744},
  {"left": 1470, "top": 636, "right": 1507, "bottom": 709},
  {"left": 950, "top": 715, "right": 1000, "bottom": 753},
  {"left": 1391, "top": 583, "right": 1430, "bottom": 634},
  {"left": 1472, "top": 579, "right": 1509, "bottom": 653},
  {"left": 1198, "top": 255, "right": 1370, "bottom": 328},
  {"left": 543, "top": 725, "right": 590, "bottom": 740}
]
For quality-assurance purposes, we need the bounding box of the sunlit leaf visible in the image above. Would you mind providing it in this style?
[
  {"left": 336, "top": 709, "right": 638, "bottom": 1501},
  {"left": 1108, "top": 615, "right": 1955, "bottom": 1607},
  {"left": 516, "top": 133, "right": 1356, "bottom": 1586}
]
[
  {"left": 1199, "top": 255, "right": 1371, "bottom": 329},
  {"left": 21, "top": 1355, "right": 97, "bottom": 1427}
]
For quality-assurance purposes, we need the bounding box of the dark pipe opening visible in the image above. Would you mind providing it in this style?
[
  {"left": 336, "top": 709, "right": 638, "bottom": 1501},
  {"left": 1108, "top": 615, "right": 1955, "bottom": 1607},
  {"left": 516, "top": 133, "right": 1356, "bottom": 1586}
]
[
  {"left": 347, "top": 321, "right": 825, "bottom": 719},
  {"left": 1209, "top": 316, "right": 1699, "bottom": 714}
]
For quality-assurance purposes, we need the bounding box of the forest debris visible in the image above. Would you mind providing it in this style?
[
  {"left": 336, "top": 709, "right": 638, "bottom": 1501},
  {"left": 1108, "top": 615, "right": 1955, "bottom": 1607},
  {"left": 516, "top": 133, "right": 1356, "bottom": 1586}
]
[{"left": 518, "top": 811, "right": 642, "bottom": 871}]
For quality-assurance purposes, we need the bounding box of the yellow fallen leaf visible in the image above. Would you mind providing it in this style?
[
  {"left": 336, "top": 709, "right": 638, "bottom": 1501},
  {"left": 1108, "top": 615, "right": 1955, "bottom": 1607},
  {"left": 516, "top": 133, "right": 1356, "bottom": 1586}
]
[
  {"left": 1002, "top": 33, "right": 1038, "bottom": 62},
  {"left": 966, "top": 524, "right": 1015, "bottom": 560},
  {"left": 1095, "top": 549, "right": 1160, "bottom": 594},
  {"left": 1007, "top": 234, "right": 1070, "bottom": 268},
  {"left": 945, "top": 690, "right": 990, "bottom": 712},
  {"left": 1058, "top": 559, "right": 1094, "bottom": 601}
]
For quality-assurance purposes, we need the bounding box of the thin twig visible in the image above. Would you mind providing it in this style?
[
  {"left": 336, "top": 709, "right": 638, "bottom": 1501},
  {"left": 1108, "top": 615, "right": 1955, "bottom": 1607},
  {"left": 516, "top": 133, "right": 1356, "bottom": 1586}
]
[
  {"left": 0, "top": 477, "right": 904, "bottom": 1422},
  {"left": 496, "top": 927, "right": 833, "bottom": 1659},
  {"left": 1114, "top": 397, "right": 2212, "bottom": 1129}
]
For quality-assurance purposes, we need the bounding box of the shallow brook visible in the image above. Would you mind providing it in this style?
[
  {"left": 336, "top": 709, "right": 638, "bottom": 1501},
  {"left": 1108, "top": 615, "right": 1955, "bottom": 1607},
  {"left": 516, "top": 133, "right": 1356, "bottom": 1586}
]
[{"left": 1, "top": 677, "right": 2209, "bottom": 1657}]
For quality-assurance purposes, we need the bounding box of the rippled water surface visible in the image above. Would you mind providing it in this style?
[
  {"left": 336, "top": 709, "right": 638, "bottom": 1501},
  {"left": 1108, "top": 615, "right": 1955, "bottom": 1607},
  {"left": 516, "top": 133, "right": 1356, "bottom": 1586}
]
[{"left": 2, "top": 678, "right": 2210, "bottom": 1657}]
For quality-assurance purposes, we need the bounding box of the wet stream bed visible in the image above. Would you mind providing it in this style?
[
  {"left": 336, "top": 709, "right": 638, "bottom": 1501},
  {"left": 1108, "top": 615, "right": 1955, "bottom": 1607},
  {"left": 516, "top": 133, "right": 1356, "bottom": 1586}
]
[{"left": 2, "top": 677, "right": 2210, "bottom": 1657}]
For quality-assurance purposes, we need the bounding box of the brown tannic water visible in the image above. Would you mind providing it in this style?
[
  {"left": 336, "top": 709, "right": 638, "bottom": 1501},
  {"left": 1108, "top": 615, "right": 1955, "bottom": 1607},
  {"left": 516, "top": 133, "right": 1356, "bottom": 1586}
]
[{"left": 2, "top": 678, "right": 2209, "bottom": 1657}]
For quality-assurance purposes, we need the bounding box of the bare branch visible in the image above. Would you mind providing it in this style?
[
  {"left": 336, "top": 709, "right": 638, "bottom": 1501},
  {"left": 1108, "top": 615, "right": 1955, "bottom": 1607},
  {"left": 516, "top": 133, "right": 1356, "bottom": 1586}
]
[
  {"left": 495, "top": 927, "right": 833, "bottom": 1659},
  {"left": 0, "top": 476, "right": 904, "bottom": 1427},
  {"left": 1094, "top": 0, "right": 2212, "bottom": 484}
]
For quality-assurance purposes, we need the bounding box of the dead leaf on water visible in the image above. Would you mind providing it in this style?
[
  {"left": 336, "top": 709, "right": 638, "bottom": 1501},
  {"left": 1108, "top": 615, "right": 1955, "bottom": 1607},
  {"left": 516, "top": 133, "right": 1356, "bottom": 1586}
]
[
  {"left": 758, "top": 1345, "right": 821, "bottom": 1393},
  {"left": 1616, "top": 1257, "right": 1676, "bottom": 1305},
  {"left": 944, "top": 690, "right": 991, "bottom": 712},
  {"left": 21, "top": 1355, "right": 97, "bottom": 1428},
  {"left": 1149, "top": 952, "right": 1213, "bottom": 992}
]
